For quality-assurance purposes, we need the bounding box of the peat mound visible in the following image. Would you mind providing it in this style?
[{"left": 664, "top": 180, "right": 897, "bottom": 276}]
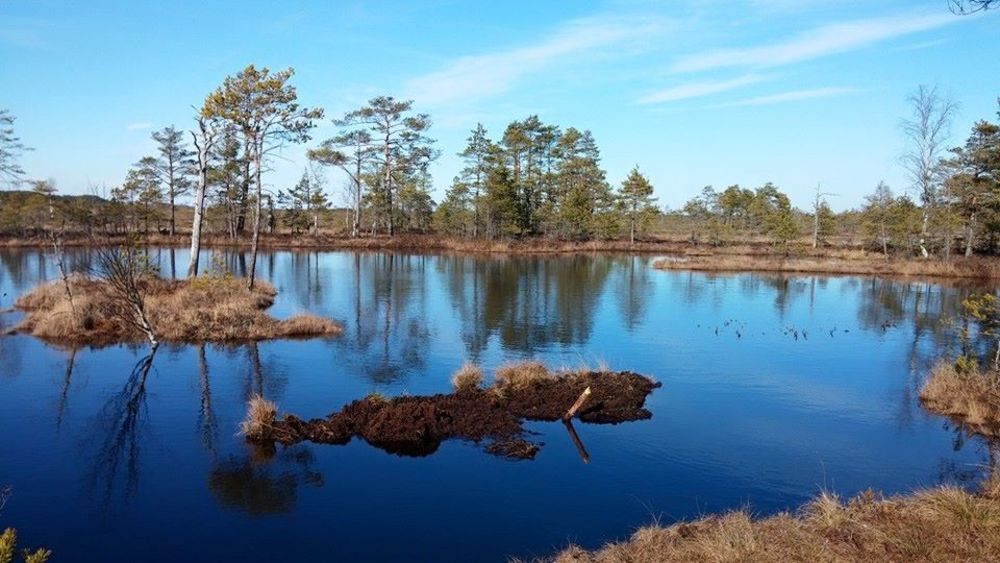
[
  {"left": 11, "top": 274, "right": 341, "bottom": 346},
  {"left": 259, "top": 370, "right": 660, "bottom": 460}
]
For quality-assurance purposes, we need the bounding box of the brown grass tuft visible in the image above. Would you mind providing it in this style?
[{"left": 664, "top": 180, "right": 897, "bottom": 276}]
[
  {"left": 13, "top": 274, "right": 342, "bottom": 346},
  {"left": 920, "top": 360, "right": 1000, "bottom": 438},
  {"left": 541, "top": 486, "right": 1000, "bottom": 563},
  {"left": 276, "top": 313, "right": 343, "bottom": 338},
  {"left": 239, "top": 394, "right": 277, "bottom": 441},
  {"left": 494, "top": 360, "right": 554, "bottom": 391},
  {"left": 451, "top": 361, "right": 484, "bottom": 393}
]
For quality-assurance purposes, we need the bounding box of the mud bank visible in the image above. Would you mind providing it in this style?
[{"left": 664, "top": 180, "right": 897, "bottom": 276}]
[{"left": 253, "top": 370, "right": 661, "bottom": 460}]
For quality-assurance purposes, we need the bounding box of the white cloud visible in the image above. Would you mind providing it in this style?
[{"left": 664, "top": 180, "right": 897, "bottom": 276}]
[
  {"left": 126, "top": 122, "right": 152, "bottom": 131},
  {"left": 638, "top": 74, "right": 767, "bottom": 104},
  {"left": 713, "top": 87, "right": 859, "bottom": 107},
  {"left": 405, "top": 15, "right": 670, "bottom": 106},
  {"left": 672, "top": 12, "right": 955, "bottom": 73}
]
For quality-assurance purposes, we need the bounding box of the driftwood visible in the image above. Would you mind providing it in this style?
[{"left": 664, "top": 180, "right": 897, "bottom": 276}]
[{"left": 563, "top": 386, "right": 592, "bottom": 421}]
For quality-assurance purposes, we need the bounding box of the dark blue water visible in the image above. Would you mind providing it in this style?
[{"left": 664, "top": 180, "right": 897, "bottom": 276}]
[{"left": 0, "top": 248, "right": 995, "bottom": 561}]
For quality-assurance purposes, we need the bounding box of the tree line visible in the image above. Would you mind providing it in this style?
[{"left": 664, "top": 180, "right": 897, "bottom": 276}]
[{"left": 1, "top": 68, "right": 998, "bottom": 264}]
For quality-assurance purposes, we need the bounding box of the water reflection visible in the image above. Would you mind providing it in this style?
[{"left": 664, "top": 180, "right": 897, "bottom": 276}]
[
  {"left": 341, "top": 254, "right": 432, "bottom": 384},
  {"left": 55, "top": 347, "right": 78, "bottom": 432},
  {"left": 87, "top": 350, "right": 156, "bottom": 506},
  {"left": 5, "top": 247, "right": 1000, "bottom": 561},
  {"left": 207, "top": 444, "right": 323, "bottom": 516},
  {"left": 196, "top": 344, "right": 218, "bottom": 455},
  {"left": 440, "top": 255, "right": 615, "bottom": 358}
]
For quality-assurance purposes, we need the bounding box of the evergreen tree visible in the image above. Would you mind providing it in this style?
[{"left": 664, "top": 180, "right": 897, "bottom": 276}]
[
  {"left": 151, "top": 125, "right": 195, "bottom": 235},
  {"left": 618, "top": 167, "right": 658, "bottom": 243}
]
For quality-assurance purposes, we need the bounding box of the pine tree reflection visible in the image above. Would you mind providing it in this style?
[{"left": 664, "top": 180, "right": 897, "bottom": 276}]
[{"left": 207, "top": 443, "right": 323, "bottom": 516}]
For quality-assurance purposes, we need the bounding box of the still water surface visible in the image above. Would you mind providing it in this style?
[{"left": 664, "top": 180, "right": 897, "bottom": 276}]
[{"left": 0, "top": 248, "right": 996, "bottom": 561}]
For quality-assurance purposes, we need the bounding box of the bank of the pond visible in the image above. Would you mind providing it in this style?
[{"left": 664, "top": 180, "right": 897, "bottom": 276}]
[
  {"left": 920, "top": 361, "right": 1000, "bottom": 438},
  {"left": 5, "top": 232, "right": 998, "bottom": 279},
  {"left": 653, "top": 253, "right": 1000, "bottom": 280},
  {"left": 535, "top": 479, "right": 1000, "bottom": 563},
  {"left": 10, "top": 274, "right": 341, "bottom": 346},
  {"left": 244, "top": 362, "right": 660, "bottom": 460}
]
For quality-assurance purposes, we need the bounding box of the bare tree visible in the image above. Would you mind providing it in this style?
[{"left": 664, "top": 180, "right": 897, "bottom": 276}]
[
  {"left": 900, "top": 85, "right": 958, "bottom": 257},
  {"left": 93, "top": 243, "right": 158, "bottom": 349},
  {"left": 950, "top": 0, "right": 997, "bottom": 13},
  {"left": 188, "top": 115, "right": 218, "bottom": 277}
]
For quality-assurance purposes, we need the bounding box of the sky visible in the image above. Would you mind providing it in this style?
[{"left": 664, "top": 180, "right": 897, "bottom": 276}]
[{"left": 1, "top": 0, "right": 998, "bottom": 211}]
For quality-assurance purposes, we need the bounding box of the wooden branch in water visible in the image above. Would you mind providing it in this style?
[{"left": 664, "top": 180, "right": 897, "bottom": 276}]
[
  {"left": 563, "top": 386, "right": 592, "bottom": 421},
  {"left": 562, "top": 419, "right": 590, "bottom": 464}
]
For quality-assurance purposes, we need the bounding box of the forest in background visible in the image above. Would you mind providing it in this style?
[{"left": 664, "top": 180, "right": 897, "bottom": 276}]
[{"left": 0, "top": 67, "right": 998, "bottom": 259}]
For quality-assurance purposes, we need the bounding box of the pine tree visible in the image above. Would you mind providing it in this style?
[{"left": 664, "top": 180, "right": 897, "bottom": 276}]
[{"left": 618, "top": 167, "right": 658, "bottom": 243}]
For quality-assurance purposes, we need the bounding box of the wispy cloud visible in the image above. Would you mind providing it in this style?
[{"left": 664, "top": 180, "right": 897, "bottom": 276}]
[
  {"left": 672, "top": 13, "right": 955, "bottom": 73},
  {"left": 638, "top": 74, "right": 767, "bottom": 104},
  {"left": 126, "top": 122, "right": 152, "bottom": 131},
  {"left": 0, "top": 18, "right": 56, "bottom": 49},
  {"left": 713, "top": 87, "right": 859, "bottom": 108},
  {"left": 891, "top": 38, "right": 949, "bottom": 52},
  {"left": 405, "top": 15, "right": 670, "bottom": 106}
]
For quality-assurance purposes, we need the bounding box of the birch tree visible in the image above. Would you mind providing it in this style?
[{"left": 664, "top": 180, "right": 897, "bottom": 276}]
[{"left": 901, "top": 85, "right": 958, "bottom": 257}]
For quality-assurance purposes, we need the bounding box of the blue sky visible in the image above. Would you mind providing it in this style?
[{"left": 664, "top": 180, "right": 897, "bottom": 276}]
[{"left": 1, "top": 0, "right": 998, "bottom": 211}]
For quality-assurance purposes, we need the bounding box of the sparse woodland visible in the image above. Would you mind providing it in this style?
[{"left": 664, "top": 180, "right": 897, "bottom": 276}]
[{"left": 1, "top": 77, "right": 997, "bottom": 261}]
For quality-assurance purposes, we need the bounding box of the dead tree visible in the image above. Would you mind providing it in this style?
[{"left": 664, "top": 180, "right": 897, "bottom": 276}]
[
  {"left": 94, "top": 243, "right": 158, "bottom": 349},
  {"left": 188, "top": 115, "right": 217, "bottom": 277}
]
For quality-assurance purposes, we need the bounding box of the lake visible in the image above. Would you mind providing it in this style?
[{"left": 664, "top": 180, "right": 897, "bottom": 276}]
[{"left": 0, "top": 248, "right": 996, "bottom": 562}]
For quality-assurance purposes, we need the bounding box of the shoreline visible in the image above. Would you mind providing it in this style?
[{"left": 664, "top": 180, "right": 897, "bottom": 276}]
[
  {"left": 4, "top": 233, "right": 999, "bottom": 280},
  {"left": 535, "top": 479, "right": 1000, "bottom": 562}
]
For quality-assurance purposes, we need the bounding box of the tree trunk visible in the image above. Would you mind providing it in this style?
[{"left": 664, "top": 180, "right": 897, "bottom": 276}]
[
  {"left": 189, "top": 171, "right": 208, "bottom": 277},
  {"left": 169, "top": 194, "right": 176, "bottom": 237},
  {"left": 384, "top": 131, "right": 394, "bottom": 237},
  {"left": 352, "top": 159, "right": 361, "bottom": 238},
  {"left": 246, "top": 149, "right": 263, "bottom": 290},
  {"left": 966, "top": 212, "right": 976, "bottom": 257}
]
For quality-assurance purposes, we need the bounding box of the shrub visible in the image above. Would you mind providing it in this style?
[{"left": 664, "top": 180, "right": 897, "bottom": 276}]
[
  {"left": 239, "top": 394, "right": 277, "bottom": 440},
  {"left": 451, "top": 362, "right": 484, "bottom": 393}
]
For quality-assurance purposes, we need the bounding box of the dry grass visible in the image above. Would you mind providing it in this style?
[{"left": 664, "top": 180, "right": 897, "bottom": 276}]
[
  {"left": 653, "top": 253, "right": 1000, "bottom": 280},
  {"left": 451, "top": 361, "right": 484, "bottom": 393},
  {"left": 239, "top": 394, "right": 277, "bottom": 440},
  {"left": 920, "top": 361, "right": 1000, "bottom": 438},
  {"left": 538, "top": 485, "right": 1000, "bottom": 563},
  {"left": 13, "top": 273, "right": 342, "bottom": 346},
  {"left": 494, "top": 360, "right": 554, "bottom": 391}
]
